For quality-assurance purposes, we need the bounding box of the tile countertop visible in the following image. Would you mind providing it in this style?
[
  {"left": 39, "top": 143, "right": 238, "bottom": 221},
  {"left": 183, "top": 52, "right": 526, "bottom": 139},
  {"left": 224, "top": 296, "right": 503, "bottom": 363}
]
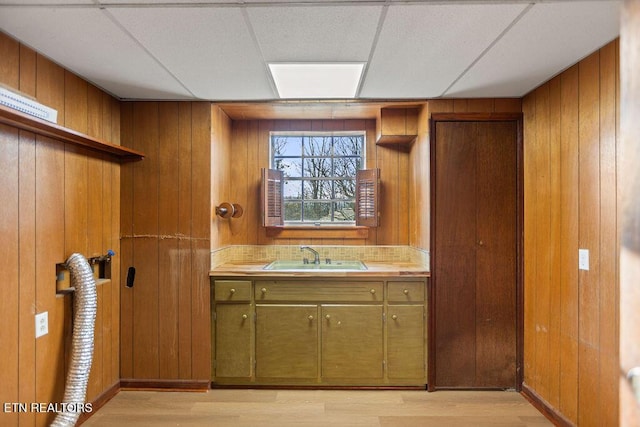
[{"left": 209, "top": 261, "right": 430, "bottom": 278}]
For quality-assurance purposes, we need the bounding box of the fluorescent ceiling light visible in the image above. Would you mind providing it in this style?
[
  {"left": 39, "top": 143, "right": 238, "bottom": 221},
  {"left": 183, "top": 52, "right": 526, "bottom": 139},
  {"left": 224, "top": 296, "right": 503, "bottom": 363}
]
[{"left": 269, "top": 63, "right": 365, "bottom": 99}]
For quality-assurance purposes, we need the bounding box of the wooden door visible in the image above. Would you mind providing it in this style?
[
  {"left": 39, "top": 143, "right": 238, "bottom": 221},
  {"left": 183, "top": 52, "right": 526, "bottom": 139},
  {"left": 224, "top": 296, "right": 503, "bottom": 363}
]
[
  {"left": 431, "top": 116, "right": 520, "bottom": 389},
  {"left": 321, "top": 305, "right": 383, "bottom": 379},
  {"left": 255, "top": 305, "right": 318, "bottom": 379}
]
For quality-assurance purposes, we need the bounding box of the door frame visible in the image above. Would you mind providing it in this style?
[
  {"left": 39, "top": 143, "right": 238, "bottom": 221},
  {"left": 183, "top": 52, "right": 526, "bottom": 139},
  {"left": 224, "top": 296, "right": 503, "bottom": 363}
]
[{"left": 428, "top": 112, "right": 524, "bottom": 391}]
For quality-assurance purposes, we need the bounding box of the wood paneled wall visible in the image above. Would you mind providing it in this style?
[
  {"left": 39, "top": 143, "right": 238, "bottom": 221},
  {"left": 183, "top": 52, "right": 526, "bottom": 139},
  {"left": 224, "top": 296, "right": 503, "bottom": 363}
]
[
  {"left": 522, "top": 40, "right": 619, "bottom": 426},
  {"left": 409, "top": 98, "right": 523, "bottom": 249},
  {"left": 0, "top": 32, "right": 121, "bottom": 426},
  {"left": 215, "top": 118, "right": 410, "bottom": 246},
  {"left": 120, "top": 101, "right": 211, "bottom": 382}
]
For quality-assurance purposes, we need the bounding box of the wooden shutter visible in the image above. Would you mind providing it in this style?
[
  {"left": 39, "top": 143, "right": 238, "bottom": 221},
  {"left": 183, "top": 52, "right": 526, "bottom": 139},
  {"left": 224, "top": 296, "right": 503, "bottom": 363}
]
[
  {"left": 261, "top": 168, "right": 284, "bottom": 227},
  {"left": 355, "top": 169, "right": 379, "bottom": 227}
]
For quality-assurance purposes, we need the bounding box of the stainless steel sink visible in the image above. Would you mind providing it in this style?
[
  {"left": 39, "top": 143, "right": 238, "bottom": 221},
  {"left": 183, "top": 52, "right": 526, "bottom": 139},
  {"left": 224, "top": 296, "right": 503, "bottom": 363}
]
[{"left": 263, "top": 260, "right": 367, "bottom": 271}]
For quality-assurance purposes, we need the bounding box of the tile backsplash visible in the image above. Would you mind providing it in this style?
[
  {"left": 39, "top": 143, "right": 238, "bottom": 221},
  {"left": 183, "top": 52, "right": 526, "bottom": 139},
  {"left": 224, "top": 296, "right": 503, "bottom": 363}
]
[{"left": 211, "top": 245, "right": 429, "bottom": 269}]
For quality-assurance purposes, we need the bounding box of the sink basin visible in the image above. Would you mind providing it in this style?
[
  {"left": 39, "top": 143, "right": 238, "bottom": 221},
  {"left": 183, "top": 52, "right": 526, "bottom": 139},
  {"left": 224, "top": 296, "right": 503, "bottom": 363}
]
[{"left": 263, "top": 260, "right": 367, "bottom": 271}]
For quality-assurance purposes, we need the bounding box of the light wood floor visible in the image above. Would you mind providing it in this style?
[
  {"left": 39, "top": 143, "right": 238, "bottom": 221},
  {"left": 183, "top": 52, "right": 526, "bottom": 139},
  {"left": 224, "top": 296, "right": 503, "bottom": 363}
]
[{"left": 83, "top": 389, "right": 552, "bottom": 426}]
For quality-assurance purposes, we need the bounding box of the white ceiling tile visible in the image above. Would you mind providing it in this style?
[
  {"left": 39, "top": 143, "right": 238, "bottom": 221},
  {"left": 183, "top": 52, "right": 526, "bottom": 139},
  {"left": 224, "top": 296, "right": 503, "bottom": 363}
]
[
  {"left": 359, "top": 3, "right": 528, "bottom": 99},
  {"left": 109, "top": 7, "right": 275, "bottom": 100},
  {"left": 0, "top": 7, "right": 192, "bottom": 99},
  {"left": 445, "top": 1, "right": 621, "bottom": 98},
  {"left": 247, "top": 5, "right": 382, "bottom": 62}
]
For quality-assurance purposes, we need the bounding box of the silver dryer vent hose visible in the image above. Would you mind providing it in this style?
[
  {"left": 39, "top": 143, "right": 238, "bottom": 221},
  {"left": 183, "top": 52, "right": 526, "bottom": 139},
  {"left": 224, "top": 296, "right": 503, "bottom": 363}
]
[{"left": 50, "top": 253, "right": 97, "bottom": 427}]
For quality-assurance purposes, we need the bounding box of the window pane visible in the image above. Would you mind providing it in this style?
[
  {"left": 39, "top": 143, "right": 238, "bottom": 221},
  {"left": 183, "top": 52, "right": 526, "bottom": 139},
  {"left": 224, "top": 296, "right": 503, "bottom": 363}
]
[
  {"left": 275, "top": 158, "right": 302, "bottom": 177},
  {"left": 272, "top": 136, "right": 302, "bottom": 156},
  {"left": 333, "top": 157, "right": 359, "bottom": 178},
  {"left": 303, "top": 158, "right": 331, "bottom": 178},
  {"left": 334, "top": 180, "right": 355, "bottom": 199},
  {"left": 333, "top": 201, "right": 355, "bottom": 221},
  {"left": 270, "top": 132, "right": 364, "bottom": 224},
  {"left": 334, "top": 136, "right": 363, "bottom": 156},
  {"left": 303, "top": 202, "right": 331, "bottom": 221},
  {"left": 303, "top": 180, "right": 332, "bottom": 199},
  {"left": 304, "top": 136, "right": 332, "bottom": 156},
  {"left": 284, "top": 201, "right": 302, "bottom": 221},
  {"left": 283, "top": 180, "right": 302, "bottom": 199}
]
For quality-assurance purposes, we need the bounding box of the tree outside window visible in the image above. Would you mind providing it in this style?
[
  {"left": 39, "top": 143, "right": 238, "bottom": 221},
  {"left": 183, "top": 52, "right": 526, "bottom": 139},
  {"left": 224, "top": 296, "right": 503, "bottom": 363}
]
[{"left": 271, "top": 132, "right": 365, "bottom": 224}]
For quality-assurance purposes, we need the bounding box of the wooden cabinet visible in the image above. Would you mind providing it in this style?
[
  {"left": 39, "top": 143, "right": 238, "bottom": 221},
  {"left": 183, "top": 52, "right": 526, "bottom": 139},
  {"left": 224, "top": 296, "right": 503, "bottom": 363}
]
[
  {"left": 213, "top": 280, "right": 253, "bottom": 379},
  {"left": 387, "top": 305, "right": 424, "bottom": 379},
  {"left": 256, "top": 304, "right": 318, "bottom": 379},
  {"left": 321, "top": 305, "right": 383, "bottom": 379},
  {"left": 387, "top": 281, "right": 426, "bottom": 380},
  {"left": 211, "top": 277, "right": 427, "bottom": 387},
  {"left": 215, "top": 303, "right": 253, "bottom": 378}
]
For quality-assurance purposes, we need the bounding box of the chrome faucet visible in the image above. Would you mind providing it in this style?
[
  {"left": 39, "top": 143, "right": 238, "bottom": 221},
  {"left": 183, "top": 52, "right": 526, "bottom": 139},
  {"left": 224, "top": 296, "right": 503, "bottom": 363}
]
[{"left": 300, "top": 246, "right": 321, "bottom": 265}]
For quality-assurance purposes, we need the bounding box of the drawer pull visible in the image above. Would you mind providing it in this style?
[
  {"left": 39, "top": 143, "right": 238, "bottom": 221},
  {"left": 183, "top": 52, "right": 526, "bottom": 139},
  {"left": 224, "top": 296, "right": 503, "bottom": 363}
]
[
  {"left": 325, "top": 314, "right": 331, "bottom": 320},
  {"left": 403, "top": 289, "right": 409, "bottom": 295},
  {"left": 370, "top": 289, "right": 376, "bottom": 294},
  {"left": 261, "top": 288, "right": 267, "bottom": 293},
  {"left": 242, "top": 314, "right": 248, "bottom": 320},
  {"left": 391, "top": 314, "right": 398, "bottom": 320},
  {"left": 308, "top": 315, "right": 314, "bottom": 321},
  {"left": 230, "top": 288, "right": 236, "bottom": 294}
]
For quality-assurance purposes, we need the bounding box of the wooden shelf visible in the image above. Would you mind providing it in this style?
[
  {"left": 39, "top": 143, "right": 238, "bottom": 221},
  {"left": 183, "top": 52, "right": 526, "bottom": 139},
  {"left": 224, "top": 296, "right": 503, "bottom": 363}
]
[
  {"left": 375, "top": 107, "right": 419, "bottom": 148},
  {"left": 376, "top": 135, "right": 417, "bottom": 146},
  {"left": 0, "top": 104, "right": 144, "bottom": 162}
]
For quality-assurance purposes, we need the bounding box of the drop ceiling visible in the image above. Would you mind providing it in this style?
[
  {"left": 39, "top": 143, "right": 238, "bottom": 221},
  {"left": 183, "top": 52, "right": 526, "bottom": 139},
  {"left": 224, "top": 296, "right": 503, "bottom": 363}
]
[{"left": 0, "top": 0, "right": 621, "bottom": 102}]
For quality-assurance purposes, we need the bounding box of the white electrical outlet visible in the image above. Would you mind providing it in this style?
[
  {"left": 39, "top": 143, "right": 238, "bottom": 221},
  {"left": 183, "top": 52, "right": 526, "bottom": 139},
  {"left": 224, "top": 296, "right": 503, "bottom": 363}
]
[
  {"left": 579, "top": 249, "right": 590, "bottom": 271},
  {"left": 35, "top": 312, "right": 48, "bottom": 338}
]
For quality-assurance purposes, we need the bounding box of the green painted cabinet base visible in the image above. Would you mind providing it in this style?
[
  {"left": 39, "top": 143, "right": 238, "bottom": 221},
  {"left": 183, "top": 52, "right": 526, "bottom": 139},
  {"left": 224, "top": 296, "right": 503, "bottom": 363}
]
[{"left": 211, "top": 277, "right": 428, "bottom": 387}]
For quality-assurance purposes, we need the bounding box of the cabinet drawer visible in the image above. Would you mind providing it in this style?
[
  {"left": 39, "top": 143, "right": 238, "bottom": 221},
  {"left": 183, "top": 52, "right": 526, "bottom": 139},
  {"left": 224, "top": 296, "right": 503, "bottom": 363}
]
[
  {"left": 387, "top": 281, "right": 425, "bottom": 302},
  {"left": 255, "top": 281, "right": 383, "bottom": 303},
  {"left": 215, "top": 280, "right": 252, "bottom": 302}
]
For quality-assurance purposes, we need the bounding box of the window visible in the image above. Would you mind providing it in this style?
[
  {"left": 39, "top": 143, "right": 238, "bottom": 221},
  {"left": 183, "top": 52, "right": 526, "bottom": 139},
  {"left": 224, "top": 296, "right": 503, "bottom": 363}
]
[{"left": 270, "top": 132, "right": 365, "bottom": 224}]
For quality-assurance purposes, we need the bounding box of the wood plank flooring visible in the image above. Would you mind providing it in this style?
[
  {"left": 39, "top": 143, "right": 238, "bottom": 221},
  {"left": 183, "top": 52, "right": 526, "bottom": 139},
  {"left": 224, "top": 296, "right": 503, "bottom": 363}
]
[{"left": 83, "top": 389, "right": 552, "bottom": 426}]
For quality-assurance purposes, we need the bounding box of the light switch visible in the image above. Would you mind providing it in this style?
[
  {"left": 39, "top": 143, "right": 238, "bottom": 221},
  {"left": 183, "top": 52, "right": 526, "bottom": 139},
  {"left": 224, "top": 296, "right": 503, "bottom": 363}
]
[
  {"left": 579, "top": 249, "right": 590, "bottom": 271},
  {"left": 35, "top": 311, "right": 48, "bottom": 338}
]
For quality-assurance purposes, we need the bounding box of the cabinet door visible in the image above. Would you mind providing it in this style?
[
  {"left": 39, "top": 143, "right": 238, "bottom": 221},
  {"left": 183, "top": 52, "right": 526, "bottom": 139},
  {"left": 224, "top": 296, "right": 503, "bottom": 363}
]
[
  {"left": 256, "top": 305, "right": 318, "bottom": 379},
  {"left": 215, "top": 304, "right": 252, "bottom": 378},
  {"left": 387, "top": 305, "right": 425, "bottom": 379},
  {"left": 321, "top": 305, "right": 383, "bottom": 379}
]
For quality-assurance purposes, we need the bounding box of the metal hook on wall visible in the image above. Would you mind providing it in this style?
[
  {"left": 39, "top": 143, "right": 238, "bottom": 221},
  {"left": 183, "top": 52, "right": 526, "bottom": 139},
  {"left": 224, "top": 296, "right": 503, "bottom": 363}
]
[{"left": 215, "top": 202, "right": 244, "bottom": 219}]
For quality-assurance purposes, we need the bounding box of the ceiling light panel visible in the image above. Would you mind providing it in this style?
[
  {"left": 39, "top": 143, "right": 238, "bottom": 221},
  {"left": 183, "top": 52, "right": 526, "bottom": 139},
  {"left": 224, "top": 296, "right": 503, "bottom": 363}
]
[
  {"left": 0, "top": 7, "right": 192, "bottom": 99},
  {"left": 360, "top": 3, "right": 528, "bottom": 98},
  {"left": 445, "top": 1, "right": 621, "bottom": 97},
  {"left": 269, "top": 63, "right": 364, "bottom": 99},
  {"left": 247, "top": 5, "right": 382, "bottom": 62},
  {"left": 109, "top": 7, "right": 275, "bottom": 100}
]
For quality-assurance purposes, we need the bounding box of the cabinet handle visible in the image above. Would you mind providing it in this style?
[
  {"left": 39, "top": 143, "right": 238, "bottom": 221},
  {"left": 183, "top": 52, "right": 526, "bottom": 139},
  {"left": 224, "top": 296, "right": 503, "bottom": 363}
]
[
  {"left": 308, "top": 315, "right": 314, "bottom": 321},
  {"left": 230, "top": 288, "right": 236, "bottom": 294},
  {"left": 370, "top": 289, "right": 376, "bottom": 294},
  {"left": 325, "top": 314, "right": 331, "bottom": 320},
  {"left": 242, "top": 314, "right": 248, "bottom": 320},
  {"left": 261, "top": 288, "right": 267, "bottom": 293},
  {"left": 391, "top": 314, "right": 398, "bottom": 320},
  {"left": 403, "top": 289, "right": 409, "bottom": 295}
]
